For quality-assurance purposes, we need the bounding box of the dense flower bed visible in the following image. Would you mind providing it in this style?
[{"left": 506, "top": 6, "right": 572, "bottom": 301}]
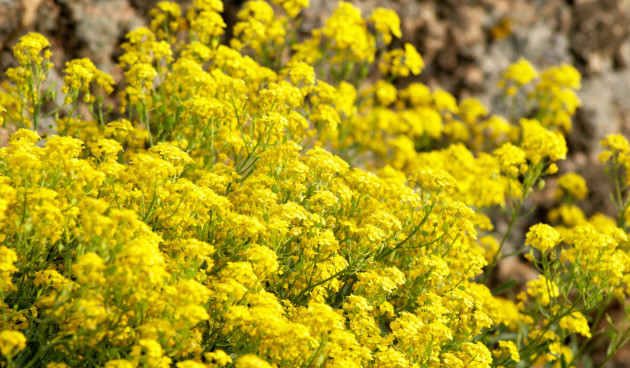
[{"left": 1, "top": 1, "right": 630, "bottom": 367}]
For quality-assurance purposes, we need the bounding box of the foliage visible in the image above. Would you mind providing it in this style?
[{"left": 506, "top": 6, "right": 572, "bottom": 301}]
[{"left": 1, "top": 1, "right": 630, "bottom": 367}]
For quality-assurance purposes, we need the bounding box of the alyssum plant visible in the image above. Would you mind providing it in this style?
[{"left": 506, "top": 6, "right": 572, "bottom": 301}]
[{"left": 1, "top": 1, "right": 630, "bottom": 367}]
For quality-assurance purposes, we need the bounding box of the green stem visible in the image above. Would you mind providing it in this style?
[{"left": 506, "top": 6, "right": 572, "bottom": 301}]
[
  {"left": 141, "top": 93, "right": 153, "bottom": 147},
  {"left": 483, "top": 200, "right": 523, "bottom": 284}
]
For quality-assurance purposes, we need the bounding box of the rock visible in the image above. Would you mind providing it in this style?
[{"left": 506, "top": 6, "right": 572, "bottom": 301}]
[
  {"left": 22, "top": 0, "right": 45, "bottom": 28},
  {"left": 0, "top": 1, "right": 23, "bottom": 63},
  {"left": 72, "top": 0, "right": 142, "bottom": 74}
]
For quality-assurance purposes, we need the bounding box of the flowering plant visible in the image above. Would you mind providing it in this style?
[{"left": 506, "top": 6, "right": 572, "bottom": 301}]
[{"left": 1, "top": 1, "right": 629, "bottom": 367}]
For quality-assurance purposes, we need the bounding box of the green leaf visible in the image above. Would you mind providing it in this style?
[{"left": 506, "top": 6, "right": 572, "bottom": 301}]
[{"left": 492, "top": 280, "right": 517, "bottom": 296}]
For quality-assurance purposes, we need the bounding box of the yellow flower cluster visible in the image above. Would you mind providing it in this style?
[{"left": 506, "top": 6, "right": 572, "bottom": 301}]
[
  {"left": 598, "top": 134, "right": 630, "bottom": 227},
  {"left": 498, "top": 57, "right": 538, "bottom": 96},
  {"left": 2, "top": 32, "right": 53, "bottom": 130},
  {"left": 555, "top": 172, "right": 589, "bottom": 200},
  {"left": 520, "top": 118, "right": 567, "bottom": 164},
  {"left": 369, "top": 8, "right": 402, "bottom": 45},
  {"left": 498, "top": 58, "right": 582, "bottom": 131},
  {"left": 536, "top": 64, "right": 582, "bottom": 131},
  {"left": 62, "top": 58, "right": 114, "bottom": 104},
  {"left": 0, "top": 1, "right": 629, "bottom": 368},
  {"left": 526, "top": 223, "right": 561, "bottom": 253},
  {"left": 379, "top": 43, "right": 424, "bottom": 78},
  {"left": 232, "top": 1, "right": 285, "bottom": 56},
  {"left": 11, "top": 32, "right": 51, "bottom": 67},
  {"left": 599, "top": 134, "right": 630, "bottom": 164},
  {"left": 0, "top": 330, "right": 26, "bottom": 358}
]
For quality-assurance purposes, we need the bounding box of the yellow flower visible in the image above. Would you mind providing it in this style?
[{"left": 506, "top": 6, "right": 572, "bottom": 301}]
[
  {"left": 494, "top": 143, "right": 526, "bottom": 177},
  {"left": 149, "top": 1, "right": 185, "bottom": 41},
  {"left": 525, "top": 275, "right": 559, "bottom": 306},
  {"left": 0, "top": 246, "right": 18, "bottom": 274},
  {"left": 91, "top": 139, "right": 123, "bottom": 161},
  {"left": 12, "top": 32, "right": 51, "bottom": 66},
  {"left": 411, "top": 167, "right": 455, "bottom": 194},
  {"left": 600, "top": 134, "right": 630, "bottom": 153},
  {"left": 10, "top": 128, "right": 41, "bottom": 146},
  {"left": 460, "top": 99, "right": 489, "bottom": 134},
  {"left": 232, "top": 1, "right": 285, "bottom": 54},
  {"left": 205, "top": 350, "right": 233, "bottom": 367},
  {"left": 130, "top": 339, "right": 171, "bottom": 367},
  {"left": 520, "top": 118, "right": 567, "bottom": 164},
  {"left": 373, "top": 80, "right": 398, "bottom": 106},
  {"left": 62, "top": 58, "right": 114, "bottom": 103},
  {"left": 403, "top": 43, "right": 424, "bottom": 75},
  {"left": 282, "top": 61, "right": 315, "bottom": 86},
  {"left": 46, "top": 363, "right": 69, "bottom": 368},
  {"left": 33, "top": 269, "right": 68, "bottom": 290},
  {"left": 0, "top": 330, "right": 26, "bottom": 357},
  {"left": 599, "top": 134, "right": 630, "bottom": 163},
  {"left": 3, "top": 1, "right": 624, "bottom": 367},
  {"left": 433, "top": 89, "right": 459, "bottom": 113},
  {"left": 0, "top": 105, "right": 6, "bottom": 125},
  {"left": 235, "top": 354, "right": 272, "bottom": 368},
  {"left": 320, "top": 2, "right": 375, "bottom": 63},
  {"left": 534, "top": 63, "right": 582, "bottom": 131},
  {"left": 526, "top": 223, "right": 561, "bottom": 253},
  {"left": 399, "top": 82, "right": 431, "bottom": 106},
  {"left": 193, "top": 0, "right": 223, "bottom": 12},
  {"left": 499, "top": 58, "right": 538, "bottom": 91},
  {"left": 559, "top": 312, "right": 591, "bottom": 338},
  {"left": 373, "top": 348, "right": 409, "bottom": 367},
  {"left": 176, "top": 360, "right": 206, "bottom": 368},
  {"left": 460, "top": 341, "right": 492, "bottom": 368},
  {"left": 71, "top": 253, "right": 106, "bottom": 286},
  {"left": 245, "top": 244, "right": 278, "bottom": 280},
  {"left": 370, "top": 8, "right": 402, "bottom": 45},
  {"left": 540, "top": 63, "right": 581, "bottom": 90},
  {"left": 379, "top": 43, "right": 424, "bottom": 77},
  {"left": 556, "top": 173, "right": 588, "bottom": 200},
  {"left": 495, "top": 340, "right": 520, "bottom": 362},
  {"left": 547, "top": 204, "right": 586, "bottom": 227},
  {"left": 104, "top": 360, "right": 135, "bottom": 368},
  {"left": 272, "top": 0, "right": 309, "bottom": 18},
  {"left": 191, "top": 8, "right": 226, "bottom": 44},
  {"left": 150, "top": 142, "right": 194, "bottom": 170},
  {"left": 43, "top": 135, "right": 84, "bottom": 162}
]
